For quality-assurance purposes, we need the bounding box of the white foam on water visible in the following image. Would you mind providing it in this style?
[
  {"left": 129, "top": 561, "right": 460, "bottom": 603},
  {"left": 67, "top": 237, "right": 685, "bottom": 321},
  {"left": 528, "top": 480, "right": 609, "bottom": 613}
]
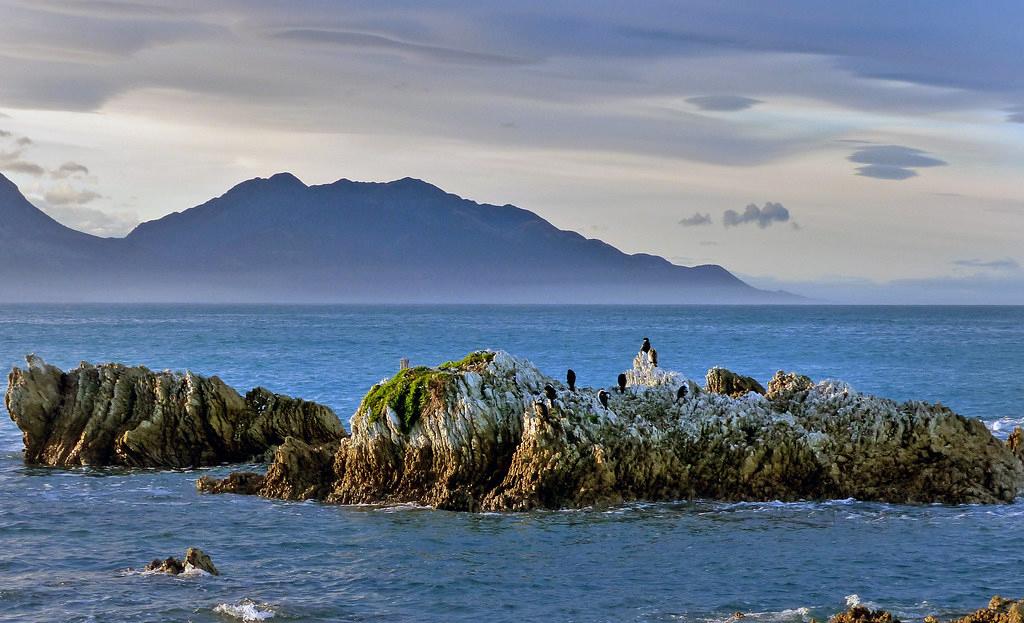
[{"left": 214, "top": 600, "right": 275, "bottom": 621}]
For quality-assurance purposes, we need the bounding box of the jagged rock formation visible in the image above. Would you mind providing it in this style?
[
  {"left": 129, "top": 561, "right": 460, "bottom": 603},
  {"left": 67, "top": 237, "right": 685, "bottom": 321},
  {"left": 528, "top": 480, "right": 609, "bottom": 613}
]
[
  {"left": 5, "top": 355, "right": 344, "bottom": 468},
  {"left": 766, "top": 370, "right": 813, "bottom": 400},
  {"left": 201, "top": 350, "right": 1024, "bottom": 511},
  {"left": 830, "top": 606, "right": 899, "bottom": 623},
  {"left": 145, "top": 547, "right": 219, "bottom": 576}
]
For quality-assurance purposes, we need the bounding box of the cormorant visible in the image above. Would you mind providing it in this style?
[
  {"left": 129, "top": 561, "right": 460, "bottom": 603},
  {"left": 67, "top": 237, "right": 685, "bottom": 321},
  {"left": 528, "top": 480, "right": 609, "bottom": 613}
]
[
  {"left": 676, "top": 384, "right": 687, "bottom": 402},
  {"left": 641, "top": 337, "right": 651, "bottom": 354},
  {"left": 544, "top": 384, "right": 557, "bottom": 402},
  {"left": 566, "top": 369, "right": 576, "bottom": 392},
  {"left": 598, "top": 389, "right": 609, "bottom": 409},
  {"left": 648, "top": 348, "right": 658, "bottom": 367},
  {"left": 617, "top": 373, "right": 627, "bottom": 393}
]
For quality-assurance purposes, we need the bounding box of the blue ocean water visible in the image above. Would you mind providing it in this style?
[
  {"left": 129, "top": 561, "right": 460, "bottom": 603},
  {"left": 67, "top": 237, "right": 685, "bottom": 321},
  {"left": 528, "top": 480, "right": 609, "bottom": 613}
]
[{"left": 1, "top": 305, "right": 1023, "bottom": 623}]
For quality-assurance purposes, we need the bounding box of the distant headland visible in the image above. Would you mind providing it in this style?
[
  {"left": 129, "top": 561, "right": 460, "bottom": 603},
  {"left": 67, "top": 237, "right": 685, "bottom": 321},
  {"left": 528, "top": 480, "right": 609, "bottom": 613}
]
[{"left": 0, "top": 172, "right": 799, "bottom": 304}]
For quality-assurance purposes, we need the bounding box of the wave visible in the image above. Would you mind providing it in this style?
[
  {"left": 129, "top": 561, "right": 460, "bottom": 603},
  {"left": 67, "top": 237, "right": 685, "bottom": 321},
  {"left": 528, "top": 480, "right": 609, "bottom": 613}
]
[{"left": 214, "top": 600, "right": 275, "bottom": 621}]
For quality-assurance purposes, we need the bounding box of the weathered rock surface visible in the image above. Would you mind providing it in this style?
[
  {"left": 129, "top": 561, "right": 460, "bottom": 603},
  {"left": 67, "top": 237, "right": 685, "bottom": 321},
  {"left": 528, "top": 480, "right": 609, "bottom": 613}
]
[
  {"left": 202, "top": 350, "right": 1024, "bottom": 511},
  {"left": 196, "top": 471, "right": 265, "bottom": 495},
  {"left": 5, "top": 355, "right": 344, "bottom": 468},
  {"left": 830, "top": 605, "right": 898, "bottom": 623},
  {"left": 145, "top": 547, "right": 219, "bottom": 576},
  {"left": 705, "top": 366, "right": 767, "bottom": 397}
]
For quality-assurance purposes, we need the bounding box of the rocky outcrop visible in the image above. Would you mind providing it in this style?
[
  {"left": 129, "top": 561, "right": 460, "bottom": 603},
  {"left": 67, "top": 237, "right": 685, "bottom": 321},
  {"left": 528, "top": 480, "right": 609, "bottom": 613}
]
[
  {"left": 829, "top": 596, "right": 1024, "bottom": 623},
  {"left": 705, "top": 367, "right": 766, "bottom": 397},
  {"left": 201, "top": 350, "right": 1024, "bottom": 511},
  {"left": 766, "top": 370, "right": 813, "bottom": 400},
  {"left": 145, "top": 547, "right": 219, "bottom": 576},
  {"left": 5, "top": 355, "right": 344, "bottom": 468}
]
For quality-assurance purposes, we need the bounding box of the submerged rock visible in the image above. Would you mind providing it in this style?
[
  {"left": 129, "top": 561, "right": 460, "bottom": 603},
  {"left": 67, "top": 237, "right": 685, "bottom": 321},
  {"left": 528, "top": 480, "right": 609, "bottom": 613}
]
[
  {"left": 5, "top": 355, "right": 344, "bottom": 468},
  {"left": 196, "top": 471, "right": 265, "bottom": 495},
  {"left": 705, "top": 367, "right": 767, "bottom": 398},
  {"left": 145, "top": 547, "right": 219, "bottom": 576},
  {"left": 203, "top": 350, "right": 1024, "bottom": 511}
]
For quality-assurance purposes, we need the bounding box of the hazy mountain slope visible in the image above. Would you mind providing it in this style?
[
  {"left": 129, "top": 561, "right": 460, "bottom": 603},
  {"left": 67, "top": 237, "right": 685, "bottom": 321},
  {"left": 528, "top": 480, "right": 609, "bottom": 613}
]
[
  {"left": 1, "top": 172, "right": 792, "bottom": 302},
  {"left": 125, "top": 174, "right": 767, "bottom": 302}
]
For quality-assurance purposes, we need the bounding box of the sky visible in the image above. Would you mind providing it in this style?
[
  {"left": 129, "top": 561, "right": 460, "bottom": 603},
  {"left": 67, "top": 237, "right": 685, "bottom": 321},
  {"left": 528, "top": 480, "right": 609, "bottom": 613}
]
[{"left": 0, "top": 0, "right": 1022, "bottom": 303}]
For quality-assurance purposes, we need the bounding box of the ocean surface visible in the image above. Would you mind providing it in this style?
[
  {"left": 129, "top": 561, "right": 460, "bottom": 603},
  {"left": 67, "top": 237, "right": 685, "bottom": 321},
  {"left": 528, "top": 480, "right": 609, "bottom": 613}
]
[{"left": 1, "top": 304, "right": 1023, "bottom": 623}]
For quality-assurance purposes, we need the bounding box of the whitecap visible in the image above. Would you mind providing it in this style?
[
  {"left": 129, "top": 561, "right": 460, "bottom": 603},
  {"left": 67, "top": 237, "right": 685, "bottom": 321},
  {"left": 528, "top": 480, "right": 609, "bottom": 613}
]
[{"left": 214, "top": 600, "right": 275, "bottom": 621}]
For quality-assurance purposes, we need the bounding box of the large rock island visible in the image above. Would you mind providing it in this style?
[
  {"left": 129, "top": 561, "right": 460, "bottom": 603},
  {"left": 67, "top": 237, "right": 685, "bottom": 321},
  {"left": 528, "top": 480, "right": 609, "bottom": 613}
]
[
  {"left": 5, "top": 355, "right": 344, "bottom": 468},
  {"left": 201, "top": 350, "right": 1024, "bottom": 510}
]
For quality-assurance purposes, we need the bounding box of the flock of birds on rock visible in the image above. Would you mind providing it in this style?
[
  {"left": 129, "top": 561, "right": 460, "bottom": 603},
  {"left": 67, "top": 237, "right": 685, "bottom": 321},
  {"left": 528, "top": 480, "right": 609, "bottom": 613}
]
[{"left": 538, "top": 337, "right": 687, "bottom": 417}]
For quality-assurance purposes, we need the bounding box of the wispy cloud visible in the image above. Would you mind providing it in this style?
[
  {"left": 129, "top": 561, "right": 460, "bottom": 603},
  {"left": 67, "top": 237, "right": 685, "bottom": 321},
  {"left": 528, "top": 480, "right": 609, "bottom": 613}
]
[
  {"left": 43, "top": 184, "right": 101, "bottom": 205},
  {"left": 678, "top": 211, "right": 712, "bottom": 226},
  {"left": 686, "top": 95, "right": 762, "bottom": 112},
  {"left": 51, "top": 161, "right": 90, "bottom": 179},
  {"left": 953, "top": 258, "right": 1020, "bottom": 271},
  {"left": 269, "top": 29, "right": 537, "bottom": 66}
]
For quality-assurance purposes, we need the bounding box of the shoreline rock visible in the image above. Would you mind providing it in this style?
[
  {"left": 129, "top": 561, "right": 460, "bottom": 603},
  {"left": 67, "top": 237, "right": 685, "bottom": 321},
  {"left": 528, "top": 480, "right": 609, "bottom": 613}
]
[
  {"left": 5, "top": 355, "right": 345, "bottom": 468},
  {"left": 145, "top": 547, "right": 219, "bottom": 576},
  {"left": 201, "top": 350, "right": 1024, "bottom": 511},
  {"left": 827, "top": 596, "right": 1024, "bottom": 623}
]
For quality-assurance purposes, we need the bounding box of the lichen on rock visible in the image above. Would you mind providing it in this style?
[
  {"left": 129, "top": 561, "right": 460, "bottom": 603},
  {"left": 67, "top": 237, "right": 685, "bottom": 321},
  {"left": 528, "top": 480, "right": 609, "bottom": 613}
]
[
  {"left": 203, "top": 349, "right": 1024, "bottom": 511},
  {"left": 5, "top": 355, "right": 345, "bottom": 468}
]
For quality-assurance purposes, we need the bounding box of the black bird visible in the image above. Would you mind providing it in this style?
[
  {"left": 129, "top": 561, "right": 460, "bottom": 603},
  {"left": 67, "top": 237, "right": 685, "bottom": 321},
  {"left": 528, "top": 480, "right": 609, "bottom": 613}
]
[
  {"left": 641, "top": 337, "right": 651, "bottom": 354},
  {"left": 598, "top": 389, "right": 610, "bottom": 409},
  {"left": 544, "top": 384, "right": 557, "bottom": 402},
  {"left": 537, "top": 401, "right": 549, "bottom": 419},
  {"left": 676, "top": 384, "right": 688, "bottom": 402},
  {"left": 566, "top": 369, "right": 576, "bottom": 392},
  {"left": 648, "top": 348, "right": 658, "bottom": 367},
  {"left": 617, "top": 373, "right": 627, "bottom": 393}
]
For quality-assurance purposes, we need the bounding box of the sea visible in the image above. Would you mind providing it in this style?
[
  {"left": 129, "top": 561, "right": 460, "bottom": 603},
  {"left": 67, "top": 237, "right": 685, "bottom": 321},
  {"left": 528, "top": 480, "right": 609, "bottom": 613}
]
[{"left": 1, "top": 304, "right": 1023, "bottom": 623}]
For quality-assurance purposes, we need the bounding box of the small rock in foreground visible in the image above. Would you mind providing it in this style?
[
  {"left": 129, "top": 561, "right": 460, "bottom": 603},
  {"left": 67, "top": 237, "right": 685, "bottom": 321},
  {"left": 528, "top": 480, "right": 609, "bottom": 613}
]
[{"left": 145, "top": 547, "right": 219, "bottom": 576}]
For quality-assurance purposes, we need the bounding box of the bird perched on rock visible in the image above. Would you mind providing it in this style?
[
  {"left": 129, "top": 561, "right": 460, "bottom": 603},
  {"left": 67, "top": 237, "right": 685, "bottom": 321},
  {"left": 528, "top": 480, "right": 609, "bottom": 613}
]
[
  {"left": 544, "top": 384, "right": 557, "bottom": 402},
  {"left": 598, "top": 390, "right": 609, "bottom": 409},
  {"left": 648, "top": 348, "right": 658, "bottom": 367},
  {"left": 617, "top": 373, "right": 627, "bottom": 393},
  {"left": 566, "top": 369, "right": 576, "bottom": 392},
  {"left": 676, "top": 385, "right": 687, "bottom": 402},
  {"left": 537, "top": 400, "right": 549, "bottom": 420},
  {"left": 641, "top": 337, "right": 651, "bottom": 354}
]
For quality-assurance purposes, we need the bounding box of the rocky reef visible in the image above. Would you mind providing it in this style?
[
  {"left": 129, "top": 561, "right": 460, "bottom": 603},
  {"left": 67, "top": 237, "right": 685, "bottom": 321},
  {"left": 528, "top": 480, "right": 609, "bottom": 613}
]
[
  {"left": 828, "top": 596, "right": 1024, "bottom": 623},
  {"left": 201, "top": 350, "right": 1024, "bottom": 511},
  {"left": 145, "top": 547, "right": 219, "bottom": 576},
  {"left": 5, "top": 355, "right": 344, "bottom": 468}
]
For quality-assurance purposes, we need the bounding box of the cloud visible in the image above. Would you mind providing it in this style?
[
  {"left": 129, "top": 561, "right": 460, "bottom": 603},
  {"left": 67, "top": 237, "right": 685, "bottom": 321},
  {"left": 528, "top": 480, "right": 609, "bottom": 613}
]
[
  {"left": 51, "top": 161, "right": 90, "bottom": 178},
  {"left": 0, "top": 160, "right": 45, "bottom": 176},
  {"left": 848, "top": 145, "right": 947, "bottom": 180},
  {"left": 1008, "top": 107, "right": 1024, "bottom": 123},
  {"left": 686, "top": 95, "right": 762, "bottom": 112},
  {"left": 269, "top": 29, "right": 537, "bottom": 67},
  {"left": 723, "top": 202, "right": 791, "bottom": 228},
  {"left": 43, "top": 185, "right": 102, "bottom": 205},
  {"left": 678, "top": 211, "right": 712, "bottom": 226},
  {"left": 953, "top": 258, "right": 1020, "bottom": 271},
  {"left": 0, "top": 130, "right": 10, "bottom": 137},
  {"left": 39, "top": 204, "right": 138, "bottom": 237}
]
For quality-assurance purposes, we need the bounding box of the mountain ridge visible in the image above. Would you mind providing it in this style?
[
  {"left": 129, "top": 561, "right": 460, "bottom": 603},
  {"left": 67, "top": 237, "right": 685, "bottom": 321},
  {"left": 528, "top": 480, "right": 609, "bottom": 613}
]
[{"left": 0, "top": 172, "right": 798, "bottom": 303}]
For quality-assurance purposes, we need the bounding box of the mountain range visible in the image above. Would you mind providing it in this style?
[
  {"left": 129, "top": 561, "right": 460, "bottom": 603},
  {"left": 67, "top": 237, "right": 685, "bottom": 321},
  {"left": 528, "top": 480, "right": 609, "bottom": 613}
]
[{"left": 0, "top": 172, "right": 794, "bottom": 303}]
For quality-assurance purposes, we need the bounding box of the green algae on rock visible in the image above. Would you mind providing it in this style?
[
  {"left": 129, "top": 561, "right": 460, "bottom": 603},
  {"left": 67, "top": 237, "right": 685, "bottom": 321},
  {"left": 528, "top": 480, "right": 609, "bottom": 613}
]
[{"left": 202, "top": 350, "right": 1024, "bottom": 511}]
